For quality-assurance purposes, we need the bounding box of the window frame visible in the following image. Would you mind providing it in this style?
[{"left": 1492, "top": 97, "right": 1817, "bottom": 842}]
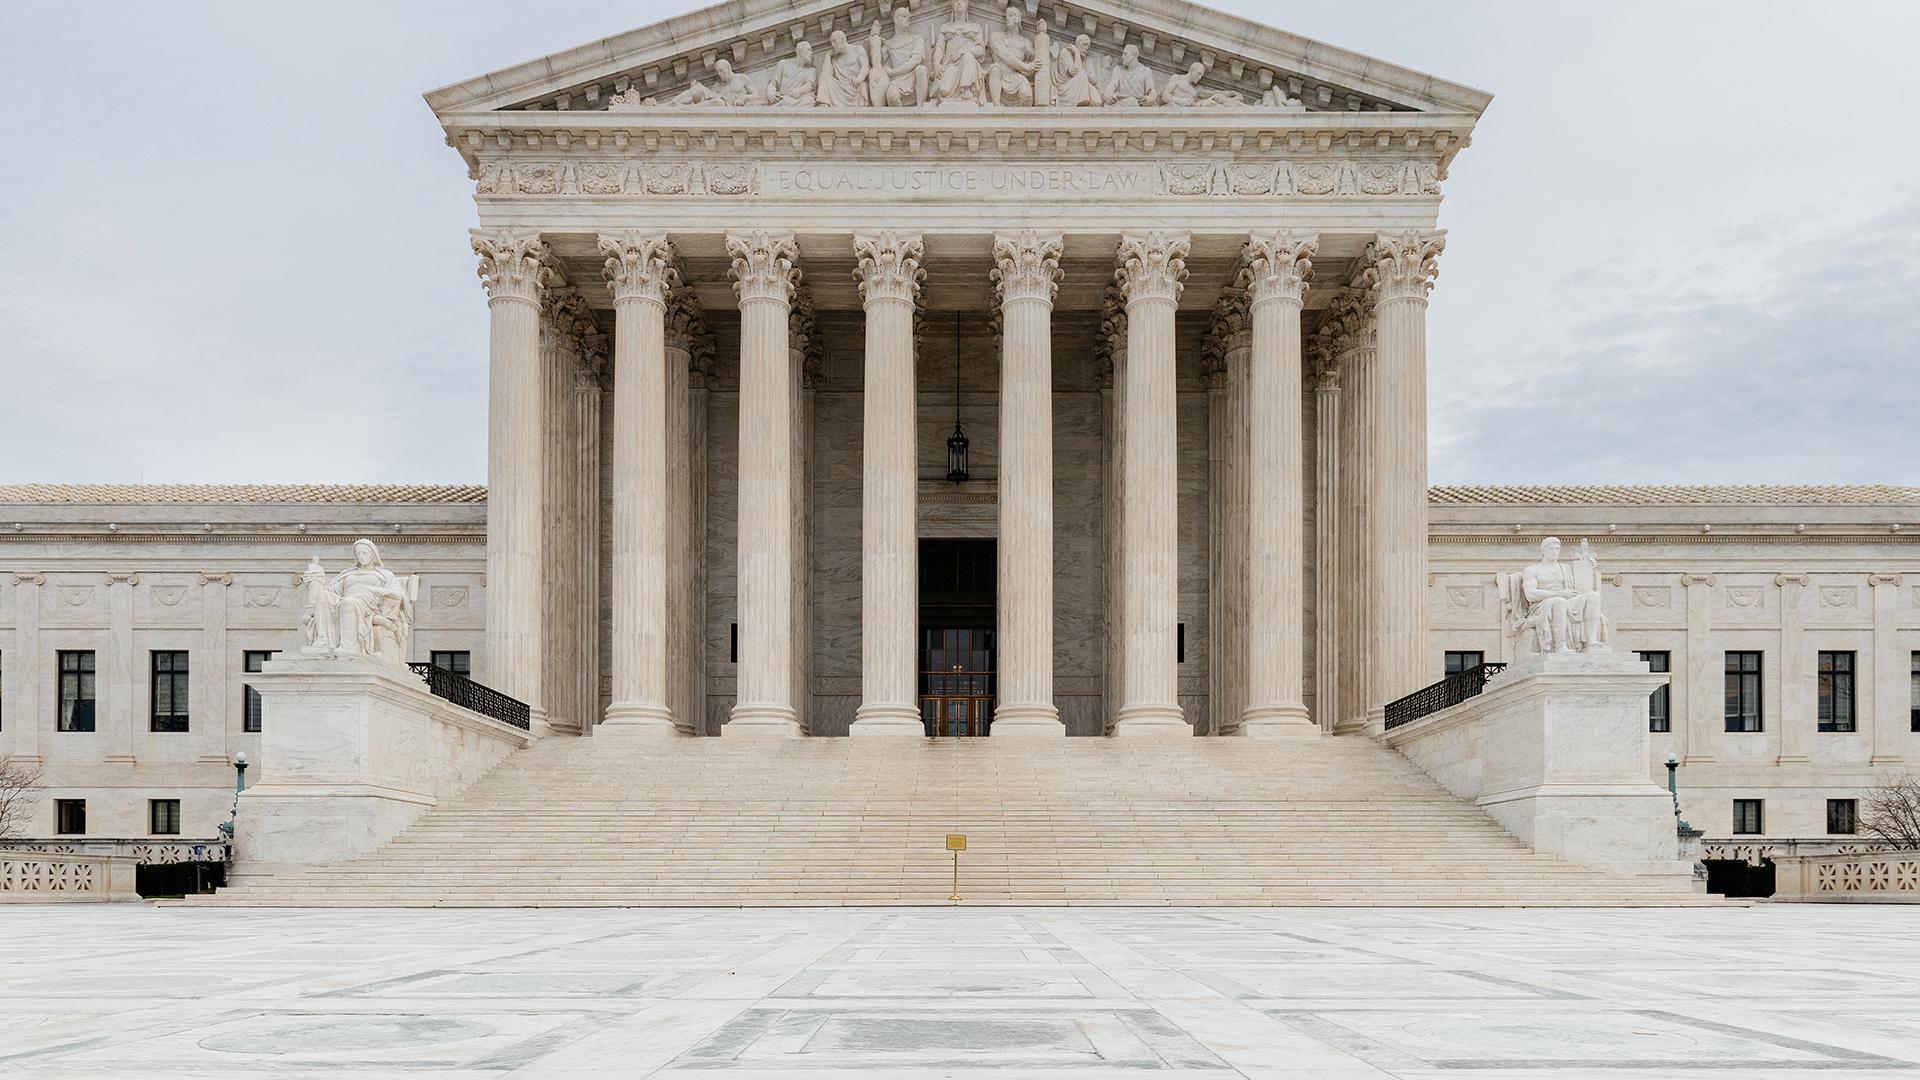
[
  {"left": 1444, "top": 651, "right": 1486, "bottom": 677},
  {"left": 1724, "top": 651, "right": 1764, "bottom": 733},
  {"left": 149, "top": 650, "right": 190, "bottom": 733},
  {"left": 1827, "top": 798, "right": 1858, "bottom": 836},
  {"left": 149, "top": 798, "right": 182, "bottom": 836},
  {"left": 242, "top": 650, "right": 277, "bottom": 734},
  {"left": 57, "top": 650, "right": 96, "bottom": 733},
  {"left": 1732, "top": 798, "right": 1764, "bottom": 835},
  {"left": 1817, "top": 651, "right": 1856, "bottom": 733},
  {"left": 1638, "top": 651, "right": 1672, "bottom": 732},
  {"left": 54, "top": 799, "right": 87, "bottom": 836},
  {"left": 429, "top": 651, "right": 472, "bottom": 677}
]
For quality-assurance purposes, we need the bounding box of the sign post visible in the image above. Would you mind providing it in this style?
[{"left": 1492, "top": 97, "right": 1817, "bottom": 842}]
[{"left": 946, "top": 834, "right": 966, "bottom": 901}]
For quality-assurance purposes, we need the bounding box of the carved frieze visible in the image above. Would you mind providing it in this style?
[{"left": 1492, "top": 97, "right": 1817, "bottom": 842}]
[
  {"left": 1820, "top": 586, "right": 1859, "bottom": 609},
  {"left": 474, "top": 158, "right": 1443, "bottom": 199},
  {"left": 1631, "top": 587, "right": 1672, "bottom": 610}
]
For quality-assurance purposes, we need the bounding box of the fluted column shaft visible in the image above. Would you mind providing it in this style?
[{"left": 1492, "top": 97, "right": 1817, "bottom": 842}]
[
  {"left": 727, "top": 231, "right": 804, "bottom": 736},
  {"left": 474, "top": 229, "right": 551, "bottom": 728},
  {"left": 540, "top": 291, "right": 588, "bottom": 734},
  {"left": 853, "top": 232, "right": 927, "bottom": 734},
  {"left": 572, "top": 359, "right": 604, "bottom": 731},
  {"left": 598, "top": 232, "right": 676, "bottom": 733},
  {"left": 664, "top": 313, "right": 697, "bottom": 735},
  {"left": 1241, "top": 233, "right": 1317, "bottom": 735},
  {"left": 1114, "top": 232, "right": 1191, "bottom": 735},
  {"left": 1366, "top": 231, "right": 1444, "bottom": 728},
  {"left": 1334, "top": 312, "right": 1377, "bottom": 734},
  {"left": 1100, "top": 300, "right": 1129, "bottom": 734},
  {"left": 1312, "top": 369, "right": 1341, "bottom": 733},
  {"left": 990, "top": 232, "right": 1066, "bottom": 735}
]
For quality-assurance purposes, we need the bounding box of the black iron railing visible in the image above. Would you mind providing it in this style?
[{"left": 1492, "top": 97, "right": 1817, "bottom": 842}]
[
  {"left": 1383, "top": 662, "right": 1507, "bottom": 731},
  {"left": 409, "top": 663, "right": 531, "bottom": 731}
]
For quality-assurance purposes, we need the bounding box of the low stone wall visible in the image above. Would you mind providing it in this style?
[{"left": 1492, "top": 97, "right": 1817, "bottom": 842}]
[
  {"left": 234, "top": 655, "right": 533, "bottom": 871},
  {"left": 0, "top": 850, "right": 141, "bottom": 902},
  {"left": 1384, "top": 652, "right": 1690, "bottom": 880},
  {"left": 1773, "top": 850, "right": 1920, "bottom": 902}
]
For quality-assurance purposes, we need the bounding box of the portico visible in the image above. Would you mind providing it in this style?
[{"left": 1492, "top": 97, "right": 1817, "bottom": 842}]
[{"left": 431, "top": 0, "right": 1488, "bottom": 739}]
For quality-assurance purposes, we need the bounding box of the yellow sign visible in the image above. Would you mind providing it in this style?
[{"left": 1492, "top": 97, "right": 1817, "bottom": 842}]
[{"left": 946, "top": 834, "right": 967, "bottom": 851}]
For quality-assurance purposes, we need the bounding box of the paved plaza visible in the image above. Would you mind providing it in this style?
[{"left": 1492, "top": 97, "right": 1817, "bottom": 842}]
[{"left": 1, "top": 906, "right": 1919, "bottom": 1077}]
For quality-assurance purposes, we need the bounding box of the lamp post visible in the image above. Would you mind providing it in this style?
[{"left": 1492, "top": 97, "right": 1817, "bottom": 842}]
[
  {"left": 1665, "top": 752, "right": 1692, "bottom": 832},
  {"left": 219, "top": 751, "right": 249, "bottom": 845}
]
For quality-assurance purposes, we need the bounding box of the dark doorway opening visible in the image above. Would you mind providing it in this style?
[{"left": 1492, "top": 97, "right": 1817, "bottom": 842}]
[{"left": 919, "top": 538, "right": 996, "bottom": 737}]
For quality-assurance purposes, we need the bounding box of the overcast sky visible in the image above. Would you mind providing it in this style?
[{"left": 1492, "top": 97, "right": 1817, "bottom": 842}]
[{"left": 1, "top": 1, "right": 1915, "bottom": 487}]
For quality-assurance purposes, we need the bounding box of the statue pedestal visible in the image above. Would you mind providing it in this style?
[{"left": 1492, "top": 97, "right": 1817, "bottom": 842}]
[
  {"left": 234, "top": 655, "right": 533, "bottom": 873},
  {"left": 1383, "top": 651, "right": 1688, "bottom": 880}
]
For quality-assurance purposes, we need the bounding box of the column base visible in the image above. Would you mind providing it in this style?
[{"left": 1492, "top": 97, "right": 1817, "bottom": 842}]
[
  {"left": 726, "top": 705, "right": 804, "bottom": 737},
  {"left": 991, "top": 704, "right": 1065, "bottom": 737},
  {"left": 1112, "top": 705, "right": 1188, "bottom": 738},
  {"left": 851, "top": 703, "right": 925, "bottom": 736},
  {"left": 1240, "top": 706, "right": 1319, "bottom": 738},
  {"left": 600, "top": 703, "right": 681, "bottom": 739}
]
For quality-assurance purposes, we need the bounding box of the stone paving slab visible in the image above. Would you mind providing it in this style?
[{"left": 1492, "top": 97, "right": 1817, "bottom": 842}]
[{"left": 0, "top": 905, "right": 1915, "bottom": 1077}]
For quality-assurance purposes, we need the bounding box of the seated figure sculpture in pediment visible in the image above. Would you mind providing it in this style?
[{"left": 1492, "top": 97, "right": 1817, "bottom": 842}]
[
  {"left": 931, "top": 0, "right": 989, "bottom": 106},
  {"left": 817, "top": 30, "right": 871, "bottom": 108},
  {"left": 1103, "top": 44, "right": 1161, "bottom": 107},
  {"left": 1262, "top": 85, "right": 1307, "bottom": 111},
  {"left": 667, "top": 59, "right": 760, "bottom": 107},
  {"left": 301, "top": 539, "right": 417, "bottom": 665},
  {"left": 1164, "top": 62, "right": 1246, "bottom": 108},
  {"left": 1499, "top": 537, "right": 1613, "bottom": 655},
  {"left": 868, "top": 6, "right": 931, "bottom": 107},
  {"left": 986, "top": 6, "right": 1041, "bottom": 107},
  {"left": 1048, "top": 33, "right": 1102, "bottom": 106},
  {"left": 764, "top": 39, "right": 820, "bottom": 107}
]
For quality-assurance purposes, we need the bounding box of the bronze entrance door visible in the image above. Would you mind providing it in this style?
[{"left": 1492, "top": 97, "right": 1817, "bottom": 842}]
[
  {"left": 919, "top": 628, "right": 996, "bottom": 737},
  {"left": 918, "top": 538, "right": 996, "bottom": 737}
]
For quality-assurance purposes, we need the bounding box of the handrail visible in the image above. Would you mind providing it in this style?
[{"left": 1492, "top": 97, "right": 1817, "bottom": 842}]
[
  {"left": 408, "top": 663, "right": 532, "bottom": 731},
  {"left": 1384, "top": 662, "right": 1507, "bottom": 731}
]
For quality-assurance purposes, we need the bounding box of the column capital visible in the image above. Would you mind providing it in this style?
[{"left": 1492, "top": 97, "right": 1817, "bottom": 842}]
[
  {"left": 1115, "top": 231, "right": 1191, "bottom": 305},
  {"left": 1314, "top": 286, "right": 1377, "bottom": 360},
  {"left": 1242, "top": 231, "right": 1318, "bottom": 306},
  {"left": 1870, "top": 572, "right": 1905, "bottom": 587},
  {"left": 991, "top": 231, "right": 1065, "bottom": 307},
  {"left": 1367, "top": 229, "right": 1446, "bottom": 304},
  {"left": 473, "top": 228, "right": 554, "bottom": 306},
  {"left": 541, "top": 288, "right": 600, "bottom": 354},
  {"left": 853, "top": 230, "right": 926, "bottom": 307},
  {"left": 1774, "top": 573, "right": 1809, "bottom": 588},
  {"left": 598, "top": 231, "right": 677, "bottom": 306},
  {"left": 726, "top": 230, "right": 801, "bottom": 305},
  {"left": 198, "top": 572, "right": 233, "bottom": 586},
  {"left": 1312, "top": 357, "right": 1342, "bottom": 393},
  {"left": 665, "top": 286, "right": 710, "bottom": 357},
  {"left": 11, "top": 572, "right": 46, "bottom": 586}
]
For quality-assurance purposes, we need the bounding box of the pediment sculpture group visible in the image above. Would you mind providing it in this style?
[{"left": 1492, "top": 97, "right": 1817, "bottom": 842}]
[{"left": 612, "top": 0, "right": 1305, "bottom": 111}]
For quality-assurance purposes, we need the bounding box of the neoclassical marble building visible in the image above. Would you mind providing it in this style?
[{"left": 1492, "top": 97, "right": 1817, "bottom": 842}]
[{"left": 1, "top": 1, "right": 1915, "bottom": 885}]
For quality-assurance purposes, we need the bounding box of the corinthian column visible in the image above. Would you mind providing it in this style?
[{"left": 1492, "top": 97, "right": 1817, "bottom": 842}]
[
  {"left": 474, "top": 228, "right": 552, "bottom": 728},
  {"left": 1113, "top": 231, "right": 1191, "bottom": 736},
  {"left": 726, "top": 231, "right": 804, "bottom": 736},
  {"left": 1366, "top": 230, "right": 1445, "bottom": 727},
  {"left": 1240, "top": 231, "right": 1318, "bottom": 737},
  {"left": 1311, "top": 360, "right": 1341, "bottom": 733},
  {"left": 991, "top": 231, "right": 1066, "bottom": 736},
  {"left": 852, "top": 231, "right": 926, "bottom": 735},
  {"left": 1324, "top": 288, "right": 1377, "bottom": 734},
  {"left": 541, "top": 288, "right": 593, "bottom": 735},
  {"left": 598, "top": 231, "right": 677, "bottom": 734}
]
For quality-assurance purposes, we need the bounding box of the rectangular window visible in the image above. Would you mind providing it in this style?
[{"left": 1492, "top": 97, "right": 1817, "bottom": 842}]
[
  {"left": 1444, "top": 651, "right": 1485, "bottom": 677},
  {"left": 430, "top": 651, "right": 472, "bottom": 677},
  {"left": 150, "top": 651, "right": 190, "bottom": 732},
  {"left": 1732, "top": 798, "right": 1764, "bottom": 835},
  {"left": 1828, "top": 799, "right": 1858, "bottom": 835},
  {"left": 1639, "top": 651, "right": 1671, "bottom": 732},
  {"left": 149, "top": 798, "right": 181, "bottom": 836},
  {"left": 54, "top": 799, "right": 86, "bottom": 835},
  {"left": 1817, "top": 651, "right": 1856, "bottom": 733},
  {"left": 1724, "top": 651, "right": 1763, "bottom": 732},
  {"left": 57, "top": 651, "right": 96, "bottom": 732},
  {"left": 243, "top": 650, "right": 276, "bottom": 733},
  {"left": 1911, "top": 652, "right": 1919, "bottom": 733}
]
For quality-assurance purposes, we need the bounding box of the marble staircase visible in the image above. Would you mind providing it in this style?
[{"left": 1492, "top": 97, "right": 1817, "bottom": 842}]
[{"left": 201, "top": 735, "right": 1714, "bottom": 906}]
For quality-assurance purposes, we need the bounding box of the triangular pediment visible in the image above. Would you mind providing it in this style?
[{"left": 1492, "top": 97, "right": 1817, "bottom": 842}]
[{"left": 426, "top": 0, "right": 1490, "bottom": 120}]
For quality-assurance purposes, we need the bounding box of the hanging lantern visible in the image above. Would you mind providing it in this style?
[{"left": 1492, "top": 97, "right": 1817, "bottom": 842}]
[{"left": 946, "top": 311, "right": 970, "bottom": 483}]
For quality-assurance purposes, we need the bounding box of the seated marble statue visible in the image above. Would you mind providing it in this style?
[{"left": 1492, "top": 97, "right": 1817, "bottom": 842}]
[
  {"left": 1048, "top": 33, "right": 1102, "bottom": 106},
  {"left": 1103, "top": 44, "right": 1160, "bottom": 107},
  {"left": 1501, "top": 537, "right": 1611, "bottom": 655},
  {"left": 669, "top": 59, "right": 760, "bottom": 106},
  {"left": 301, "top": 538, "right": 417, "bottom": 664},
  {"left": 986, "top": 6, "right": 1040, "bottom": 107},
  {"left": 764, "top": 40, "right": 820, "bottom": 107},
  {"left": 868, "top": 6, "right": 931, "bottom": 106},
  {"left": 1163, "top": 62, "right": 1245, "bottom": 108},
  {"left": 930, "top": 0, "right": 988, "bottom": 105},
  {"left": 816, "top": 30, "right": 870, "bottom": 108}
]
